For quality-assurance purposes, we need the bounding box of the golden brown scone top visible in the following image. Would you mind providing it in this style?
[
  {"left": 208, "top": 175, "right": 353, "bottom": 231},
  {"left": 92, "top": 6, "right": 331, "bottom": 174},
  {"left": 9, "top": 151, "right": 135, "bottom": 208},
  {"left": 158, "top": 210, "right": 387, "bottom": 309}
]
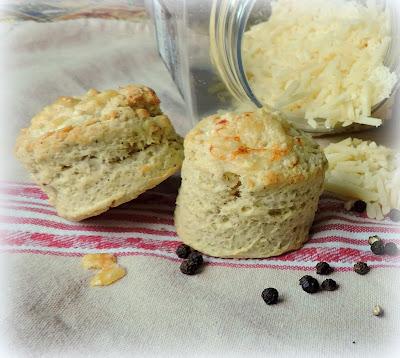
[
  {"left": 185, "top": 109, "right": 328, "bottom": 189},
  {"left": 22, "top": 85, "right": 162, "bottom": 139}
]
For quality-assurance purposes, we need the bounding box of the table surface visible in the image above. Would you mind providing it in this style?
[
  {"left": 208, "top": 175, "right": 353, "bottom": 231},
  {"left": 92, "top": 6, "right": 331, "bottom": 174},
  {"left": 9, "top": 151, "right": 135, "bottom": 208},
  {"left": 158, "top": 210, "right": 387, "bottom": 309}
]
[{"left": 0, "top": 13, "right": 399, "bottom": 358}]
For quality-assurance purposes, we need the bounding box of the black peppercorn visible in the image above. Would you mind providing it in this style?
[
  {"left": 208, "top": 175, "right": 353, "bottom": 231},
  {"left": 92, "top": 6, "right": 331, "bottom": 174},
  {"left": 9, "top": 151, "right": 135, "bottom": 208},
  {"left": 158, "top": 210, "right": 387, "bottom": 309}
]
[
  {"left": 261, "top": 288, "right": 279, "bottom": 305},
  {"left": 389, "top": 209, "right": 400, "bottom": 222},
  {"left": 299, "top": 275, "right": 319, "bottom": 293},
  {"left": 370, "top": 240, "right": 385, "bottom": 255},
  {"left": 179, "top": 260, "right": 200, "bottom": 275},
  {"left": 351, "top": 200, "right": 367, "bottom": 213},
  {"left": 315, "top": 262, "right": 333, "bottom": 275},
  {"left": 384, "top": 242, "right": 398, "bottom": 256},
  {"left": 321, "top": 278, "right": 338, "bottom": 291},
  {"left": 353, "top": 262, "right": 370, "bottom": 275},
  {"left": 175, "top": 244, "right": 192, "bottom": 259},
  {"left": 188, "top": 251, "right": 203, "bottom": 266}
]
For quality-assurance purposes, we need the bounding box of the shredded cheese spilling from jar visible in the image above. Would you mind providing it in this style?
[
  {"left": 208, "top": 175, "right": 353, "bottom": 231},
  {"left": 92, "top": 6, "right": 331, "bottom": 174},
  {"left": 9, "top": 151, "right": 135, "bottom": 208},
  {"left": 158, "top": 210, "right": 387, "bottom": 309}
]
[
  {"left": 243, "top": 0, "right": 397, "bottom": 129},
  {"left": 324, "top": 138, "right": 399, "bottom": 220}
]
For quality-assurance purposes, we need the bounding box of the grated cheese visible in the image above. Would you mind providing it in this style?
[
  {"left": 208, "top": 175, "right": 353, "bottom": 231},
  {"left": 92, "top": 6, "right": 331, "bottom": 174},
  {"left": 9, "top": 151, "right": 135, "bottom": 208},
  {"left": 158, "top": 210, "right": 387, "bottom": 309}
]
[
  {"left": 243, "top": 0, "right": 397, "bottom": 129},
  {"left": 324, "top": 138, "right": 399, "bottom": 220}
]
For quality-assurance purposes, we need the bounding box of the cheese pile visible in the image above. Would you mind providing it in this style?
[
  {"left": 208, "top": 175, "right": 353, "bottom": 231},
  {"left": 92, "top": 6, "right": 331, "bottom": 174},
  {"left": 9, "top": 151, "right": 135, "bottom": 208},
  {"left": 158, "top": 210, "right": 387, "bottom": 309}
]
[
  {"left": 324, "top": 138, "right": 399, "bottom": 220},
  {"left": 243, "top": 0, "right": 397, "bottom": 129}
]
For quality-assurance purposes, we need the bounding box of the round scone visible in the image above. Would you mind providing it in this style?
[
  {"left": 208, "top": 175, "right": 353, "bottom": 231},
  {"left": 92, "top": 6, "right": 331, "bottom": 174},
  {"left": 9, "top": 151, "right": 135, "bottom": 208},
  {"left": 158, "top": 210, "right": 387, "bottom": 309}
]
[
  {"left": 15, "top": 85, "right": 183, "bottom": 221},
  {"left": 174, "top": 109, "right": 328, "bottom": 258}
]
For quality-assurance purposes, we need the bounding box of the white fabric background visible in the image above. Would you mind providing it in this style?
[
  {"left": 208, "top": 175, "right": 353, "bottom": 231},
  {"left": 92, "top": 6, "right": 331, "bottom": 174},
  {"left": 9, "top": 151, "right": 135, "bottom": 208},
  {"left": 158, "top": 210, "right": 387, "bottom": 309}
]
[{"left": 0, "top": 18, "right": 399, "bottom": 358}]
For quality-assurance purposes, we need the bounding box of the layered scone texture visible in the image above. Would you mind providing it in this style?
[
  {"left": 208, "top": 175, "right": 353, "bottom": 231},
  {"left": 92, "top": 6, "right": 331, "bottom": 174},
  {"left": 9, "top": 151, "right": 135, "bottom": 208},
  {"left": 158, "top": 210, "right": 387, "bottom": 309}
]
[
  {"left": 175, "top": 109, "right": 328, "bottom": 258},
  {"left": 15, "top": 85, "right": 183, "bottom": 221}
]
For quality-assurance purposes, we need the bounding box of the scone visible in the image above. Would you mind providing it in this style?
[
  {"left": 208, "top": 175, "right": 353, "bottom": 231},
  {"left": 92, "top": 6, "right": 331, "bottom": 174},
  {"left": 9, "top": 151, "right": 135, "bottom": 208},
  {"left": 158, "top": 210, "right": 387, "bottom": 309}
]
[
  {"left": 174, "top": 109, "right": 328, "bottom": 258},
  {"left": 15, "top": 85, "right": 183, "bottom": 221}
]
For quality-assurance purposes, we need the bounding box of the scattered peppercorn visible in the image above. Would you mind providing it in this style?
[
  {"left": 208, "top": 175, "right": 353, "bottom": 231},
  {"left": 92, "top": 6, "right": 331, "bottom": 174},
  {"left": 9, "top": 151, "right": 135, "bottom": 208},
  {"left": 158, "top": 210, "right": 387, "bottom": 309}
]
[
  {"left": 351, "top": 200, "right": 367, "bottom": 213},
  {"left": 179, "top": 260, "right": 200, "bottom": 275},
  {"left": 175, "top": 244, "right": 192, "bottom": 259},
  {"left": 321, "top": 278, "right": 338, "bottom": 291},
  {"left": 353, "top": 262, "right": 370, "bottom": 275},
  {"left": 372, "top": 305, "right": 383, "bottom": 317},
  {"left": 188, "top": 251, "right": 204, "bottom": 266},
  {"left": 299, "top": 275, "right": 319, "bottom": 293},
  {"left": 389, "top": 209, "right": 400, "bottom": 222},
  {"left": 368, "top": 235, "right": 381, "bottom": 246},
  {"left": 261, "top": 288, "right": 279, "bottom": 305},
  {"left": 315, "top": 262, "right": 333, "bottom": 275},
  {"left": 384, "top": 242, "right": 398, "bottom": 256},
  {"left": 370, "top": 240, "right": 385, "bottom": 255}
]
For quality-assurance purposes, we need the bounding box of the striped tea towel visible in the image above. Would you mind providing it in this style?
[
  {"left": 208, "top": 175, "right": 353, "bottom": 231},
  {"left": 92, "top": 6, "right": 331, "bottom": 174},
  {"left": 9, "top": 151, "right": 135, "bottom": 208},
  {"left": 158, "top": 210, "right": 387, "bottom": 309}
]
[{"left": 1, "top": 181, "right": 399, "bottom": 271}]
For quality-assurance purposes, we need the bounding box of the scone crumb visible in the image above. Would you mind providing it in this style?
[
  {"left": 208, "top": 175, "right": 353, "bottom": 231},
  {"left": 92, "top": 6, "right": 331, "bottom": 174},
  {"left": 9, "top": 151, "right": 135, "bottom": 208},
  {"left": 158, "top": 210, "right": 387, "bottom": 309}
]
[
  {"left": 372, "top": 305, "right": 383, "bottom": 317},
  {"left": 82, "top": 253, "right": 126, "bottom": 287},
  {"left": 90, "top": 264, "right": 127, "bottom": 287},
  {"left": 82, "top": 253, "right": 116, "bottom": 270}
]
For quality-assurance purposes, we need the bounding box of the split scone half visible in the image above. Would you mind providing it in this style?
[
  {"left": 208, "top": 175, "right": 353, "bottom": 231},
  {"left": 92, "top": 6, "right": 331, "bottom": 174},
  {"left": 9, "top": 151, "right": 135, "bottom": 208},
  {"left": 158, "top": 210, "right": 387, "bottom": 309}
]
[
  {"left": 15, "top": 85, "right": 183, "bottom": 221},
  {"left": 175, "top": 109, "right": 328, "bottom": 258}
]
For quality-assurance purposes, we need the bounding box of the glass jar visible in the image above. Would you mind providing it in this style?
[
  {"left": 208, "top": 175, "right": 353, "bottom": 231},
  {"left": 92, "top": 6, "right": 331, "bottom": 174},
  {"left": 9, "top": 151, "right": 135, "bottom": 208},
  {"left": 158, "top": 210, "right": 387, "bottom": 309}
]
[{"left": 148, "top": 0, "right": 400, "bottom": 134}]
